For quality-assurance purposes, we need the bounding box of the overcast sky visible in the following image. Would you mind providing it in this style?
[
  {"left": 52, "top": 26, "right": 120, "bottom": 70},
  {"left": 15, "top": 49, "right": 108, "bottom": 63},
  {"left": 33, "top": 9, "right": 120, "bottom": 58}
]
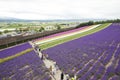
[{"left": 0, "top": 0, "right": 120, "bottom": 20}]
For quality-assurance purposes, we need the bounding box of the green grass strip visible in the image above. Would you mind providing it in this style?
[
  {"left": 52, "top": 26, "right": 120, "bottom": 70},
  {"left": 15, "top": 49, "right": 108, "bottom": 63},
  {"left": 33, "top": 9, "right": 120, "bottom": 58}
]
[
  {"left": 0, "top": 48, "right": 33, "bottom": 64},
  {"left": 40, "top": 23, "right": 111, "bottom": 50}
]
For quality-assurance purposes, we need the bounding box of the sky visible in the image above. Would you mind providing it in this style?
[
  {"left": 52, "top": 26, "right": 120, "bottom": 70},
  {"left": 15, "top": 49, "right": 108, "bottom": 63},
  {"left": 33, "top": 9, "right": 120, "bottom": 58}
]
[{"left": 0, "top": 0, "right": 120, "bottom": 20}]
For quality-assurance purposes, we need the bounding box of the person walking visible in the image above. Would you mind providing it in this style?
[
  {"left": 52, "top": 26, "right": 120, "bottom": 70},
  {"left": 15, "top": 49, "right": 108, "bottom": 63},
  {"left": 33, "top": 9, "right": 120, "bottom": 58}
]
[
  {"left": 41, "top": 54, "right": 44, "bottom": 60},
  {"left": 52, "top": 68, "right": 56, "bottom": 75},
  {"left": 39, "top": 48, "right": 41, "bottom": 52},
  {"left": 66, "top": 74, "right": 69, "bottom": 80},
  {"left": 54, "top": 62, "right": 59, "bottom": 71},
  {"left": 61, "top": 72, "right": 64, "bottom": 80},
  {"left": 74, "top": 74, "right": 77, "bottom": 80},
  {"left": 71, "top": 77, "right": 75, "bottom": 80}
]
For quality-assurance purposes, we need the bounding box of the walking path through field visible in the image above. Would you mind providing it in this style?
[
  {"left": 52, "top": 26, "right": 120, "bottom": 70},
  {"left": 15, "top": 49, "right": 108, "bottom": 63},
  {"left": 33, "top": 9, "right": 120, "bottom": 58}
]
[
  {"left": 29, "top": 25, "right": 102, "bottom": 80},
  {"left": 42, "top": 56, "right": 68, "bottom": 80},
  {"left": 29, "top": 24, "right": 112, "bottom": 80},
  {"left": 29, "top": 41, "right": 69, "bottom": 80}
]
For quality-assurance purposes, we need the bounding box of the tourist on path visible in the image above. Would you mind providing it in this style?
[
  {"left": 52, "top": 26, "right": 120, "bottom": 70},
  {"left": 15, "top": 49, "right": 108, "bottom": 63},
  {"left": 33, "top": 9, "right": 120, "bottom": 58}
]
[
  {"left": 71, "top": 77, "right": 75, "bottom": 80},
  {"left": 49, "top": 65, "right": 52, "bottom": 72},
  {"left": 61, "top": 72, "right": 64, "bottom": 80},
  {"left": 66, "top": 74, "right": 69, "bottom": 80},
  {"left": 41, "top": 54, "right": 44, "bottom": 60}
]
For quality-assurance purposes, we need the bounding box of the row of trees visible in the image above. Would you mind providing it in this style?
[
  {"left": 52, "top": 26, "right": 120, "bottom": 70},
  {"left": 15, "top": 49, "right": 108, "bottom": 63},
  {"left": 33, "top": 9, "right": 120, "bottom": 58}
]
[
  {"left": 0, "top": 30, "right": 12, "bottom": 34},
  {"left": 76, "top": 19, "right": 120, "bottom": 28}
]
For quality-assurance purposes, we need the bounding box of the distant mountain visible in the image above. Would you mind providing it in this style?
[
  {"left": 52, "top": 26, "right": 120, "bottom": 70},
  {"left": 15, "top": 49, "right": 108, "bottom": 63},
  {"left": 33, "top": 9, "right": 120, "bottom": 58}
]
[
  {"left": 0, "top": 17, "right": 106, "bottom": 22},
  {"left": 0, "top": 17, "right": 20, "bottom": 20},
  {"left": 0, "top": 17, "right": 22, "bottom": 22}
]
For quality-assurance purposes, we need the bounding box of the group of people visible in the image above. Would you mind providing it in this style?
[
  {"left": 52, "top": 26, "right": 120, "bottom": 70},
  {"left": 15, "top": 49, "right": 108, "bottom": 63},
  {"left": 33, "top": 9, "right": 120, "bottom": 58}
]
[
  {"left": 32, "top": 42, "right": 76, "bottom": 80},
  {"left": 33, "top": 43, "right": 48, "bottom": 60},
  {"left": 61, "top": 72, "right": 76, "bottom": 80}
]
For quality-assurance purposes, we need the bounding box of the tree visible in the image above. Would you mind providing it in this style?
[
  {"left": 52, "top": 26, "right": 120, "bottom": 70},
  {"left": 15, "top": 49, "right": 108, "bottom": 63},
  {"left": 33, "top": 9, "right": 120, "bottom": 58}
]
[
  {"left": 18, "top": 24, "right": 22, "bottom": 26},
  {"left": 76, "top": 21, "right": 94, "bottom": 28},
  {"left": 87, "top": 21, "right": 94, "bottom": 25},
  {"left": 19, "top": 28, "right": 23, "bottom": 32},
  {"left": 0, "top": 31, "right": 2, "bottom": 35},
  {"left": 76, "top": 19, "right": 120, "bottom": 28},
  {"left": 39, "top": 27, "right": 45, "bottom": 32},
  {"left": 4, "top": 30, "right": 9, "bottom": 33},
  {"left": 55, "top": 24, "right": 61, "bottom": 30}
]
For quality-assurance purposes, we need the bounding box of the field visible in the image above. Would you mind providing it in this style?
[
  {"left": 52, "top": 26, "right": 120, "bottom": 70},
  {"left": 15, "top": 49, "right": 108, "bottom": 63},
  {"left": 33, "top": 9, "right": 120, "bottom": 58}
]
[
  {"left": 42, "top": 23, "right": 120, "bottom": 80},
  {"left": 0, "top": 23, "right": 120, "bottom": 80},
  {"left": 0, "top": 43, "right": 51, "bottom": 80},
  {"left": 35, "top": 23, "right": 110, "bottom": 50},
  {"left": 0, "top": 22, "right": 75, "bottom": 32}
]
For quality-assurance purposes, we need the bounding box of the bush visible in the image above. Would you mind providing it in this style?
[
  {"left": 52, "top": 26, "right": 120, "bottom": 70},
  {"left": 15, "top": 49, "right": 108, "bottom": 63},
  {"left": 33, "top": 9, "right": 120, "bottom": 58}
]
[{"left": 0, "top": 31, "right": 2, "bottom": 34}]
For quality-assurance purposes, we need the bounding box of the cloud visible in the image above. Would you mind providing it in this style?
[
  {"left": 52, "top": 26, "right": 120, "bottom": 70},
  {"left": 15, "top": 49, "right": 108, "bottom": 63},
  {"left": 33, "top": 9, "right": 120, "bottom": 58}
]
[{"left": 0, "top": 0, "right": 120, "bottom": 19}]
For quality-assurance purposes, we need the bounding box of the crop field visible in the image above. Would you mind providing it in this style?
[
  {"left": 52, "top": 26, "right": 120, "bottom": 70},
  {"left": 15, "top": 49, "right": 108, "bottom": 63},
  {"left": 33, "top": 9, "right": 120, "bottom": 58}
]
[
  {"left": 35, "top": 23, "right": 110, "bottom": 50},
  {"left": 42, "top": 23, "right": 120, "bottom": 80},
  {"left": 0, "top": 23, "right": 120, "bottom": 80},
  {"left": 0, "top": 43, "right": 50, "bottom": 80}
]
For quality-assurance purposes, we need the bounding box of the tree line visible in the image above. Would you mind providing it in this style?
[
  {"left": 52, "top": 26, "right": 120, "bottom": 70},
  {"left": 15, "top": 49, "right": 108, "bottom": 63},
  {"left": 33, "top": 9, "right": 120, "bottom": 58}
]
[{"left": 76, "top": 19, "right": 120, "bottom": 28}]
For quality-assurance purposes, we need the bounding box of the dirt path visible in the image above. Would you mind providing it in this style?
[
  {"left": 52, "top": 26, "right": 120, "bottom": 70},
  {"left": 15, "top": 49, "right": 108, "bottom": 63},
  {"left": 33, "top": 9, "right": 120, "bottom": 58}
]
[
  {"left": 29, "top": 42, "right": 68, "bottom": 80},
  {"left": 43, "top": 58, "right": 67, "bottom": 80},
  {"left": 39, "top": 50, "right": 69, "bottom": 80}
]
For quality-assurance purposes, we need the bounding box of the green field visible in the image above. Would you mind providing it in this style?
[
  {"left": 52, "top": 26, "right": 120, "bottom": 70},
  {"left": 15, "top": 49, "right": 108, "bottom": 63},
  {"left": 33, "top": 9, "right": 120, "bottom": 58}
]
[{"left": 39, "top": 23, "right": 111, "bottom": 50}]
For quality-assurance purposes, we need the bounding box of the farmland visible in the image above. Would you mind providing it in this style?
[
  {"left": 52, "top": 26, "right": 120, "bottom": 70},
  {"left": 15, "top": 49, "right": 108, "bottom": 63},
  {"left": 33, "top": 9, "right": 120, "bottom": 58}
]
[
  {"left": 42, "top": 23, "right": 120, "bottom": 80},
  {"left": 0, "top": 50, "right": 50, "bottom": 80},
  {"left": 0, "top": 21, "right": 78, "bottom": 42},
  {"left": 0, "top": 23, "right": 120, "bottom": 80},
  {"left": 35, "top": 23, "right": 110, "bottom": 50}
]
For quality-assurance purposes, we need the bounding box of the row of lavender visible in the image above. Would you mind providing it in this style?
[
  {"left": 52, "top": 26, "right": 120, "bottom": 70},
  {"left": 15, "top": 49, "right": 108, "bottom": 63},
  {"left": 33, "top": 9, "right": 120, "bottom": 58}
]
[
  {"left": 43, "top": 23, "right": 120, "bottom": 80},
  {"left": 0, "top": 50, "right": 51, "bottom": 80},
  {"left": 0, "top": 43, "right": 32, "bottom": 58},
  {"left": 0, "top": 42, "right": 51, "bottom": 80},
  {"left": 34, "top": 26, "right": 88, "bottom": 42}
]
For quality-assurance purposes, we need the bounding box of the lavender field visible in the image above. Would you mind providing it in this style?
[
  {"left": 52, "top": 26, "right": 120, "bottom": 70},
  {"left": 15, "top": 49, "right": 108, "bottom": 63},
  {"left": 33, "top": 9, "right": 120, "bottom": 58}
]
[
  {"left": 0, "top": 42, "right": 51, "bottom": 80},
  {"left": 0, "top": 23, "right": 120, "bottom": 80},
  {"left": 0, "top": 50, "right": 50, "bottom": 80},
  {"left": 43, "top": 23, "right": 120, "bottom": 80},
  {"left": 0, "top": 43, "right": 32, "bottom": 58}
]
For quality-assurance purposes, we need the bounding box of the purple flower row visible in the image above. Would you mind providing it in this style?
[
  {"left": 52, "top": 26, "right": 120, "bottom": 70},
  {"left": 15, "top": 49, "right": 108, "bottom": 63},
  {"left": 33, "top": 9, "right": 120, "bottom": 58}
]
[
  {"left": 43, "top": 23, "right": 120, "bottom": 79},
  {"left": 34, "top": 26, "right": 88, "bottom": 42},
  {"left": 0, "top": 42, "right": 32, "bottom": 58},
  {"left": 0, "top": 50, "right": 50, "bottom": 80}
]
